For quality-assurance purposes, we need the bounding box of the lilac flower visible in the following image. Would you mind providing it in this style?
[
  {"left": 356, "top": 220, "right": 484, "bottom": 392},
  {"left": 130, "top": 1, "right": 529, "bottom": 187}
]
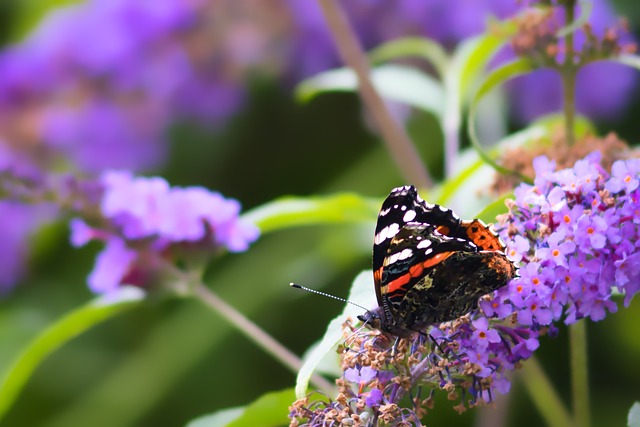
[
  {"left": 470, "top": 317, "right": 500, "bottom": 351},
  {"left": 344, "top": 366, "right": 377, "bottom": 384},
  {"left": 607, "top": 159, "right": 640, "bottom": 193},
  {"left": 496, "top": 154, "right": 640, "bottom": 325},
  {"left": 71, "top": 170, "right": 259, "bottom": 293},
  {"left": 365, "top": 387, "right": 384, "bottom": 408},
  {"left": 0, "top": 0, "right": 243, "bottom": 174},
  {"left": 0, "top": 201, "right": 56, "bottom": 293},
  {"left": 87, "top": 237, "right": 138, "bottom": 294}
]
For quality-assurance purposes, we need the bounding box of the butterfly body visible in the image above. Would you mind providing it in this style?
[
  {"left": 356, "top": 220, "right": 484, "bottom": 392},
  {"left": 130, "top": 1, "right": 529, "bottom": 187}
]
[{"left": 359, "top": 185, "right": 516, "bottom": 338}]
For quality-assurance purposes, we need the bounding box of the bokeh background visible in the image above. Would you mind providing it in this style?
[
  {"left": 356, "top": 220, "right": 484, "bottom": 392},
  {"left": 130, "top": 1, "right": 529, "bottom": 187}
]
[{"left": 0, "top": 1, "right": 639, "bottom": 426}]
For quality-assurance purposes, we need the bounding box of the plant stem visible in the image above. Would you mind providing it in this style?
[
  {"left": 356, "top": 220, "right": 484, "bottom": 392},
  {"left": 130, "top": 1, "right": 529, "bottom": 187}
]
[
  {"left": 193, "top": 283, "right": 336, "bottom": 395},
  {"left": 519, "top": 356, "right": 574, "bottom": 427},
  {"left": 317, "top": 0, "right": 432, "bottom": 189},
  {"left": 569, "top": 320, "right": 590, "bottom": 427},
  {"left": 562, "top": 0, "right": 578, "bottom": 146}
]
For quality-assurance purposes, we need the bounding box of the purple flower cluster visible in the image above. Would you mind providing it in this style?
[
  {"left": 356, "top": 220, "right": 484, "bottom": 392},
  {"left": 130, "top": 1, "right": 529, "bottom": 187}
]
[
  {"left": 291, "top": 151, "right": 640, "bottom": 425},
  {"left": 493, "top": 152, "right": 640, "bottom": 324},
  {"left": 70, "top": 170, "right": 259, "bottom": 294},
  {"left": 0, "top": 0, "right": 244, "bottom": 173},
  {"left": 286, "top": 0, "right": 636, "bottom": 123}
]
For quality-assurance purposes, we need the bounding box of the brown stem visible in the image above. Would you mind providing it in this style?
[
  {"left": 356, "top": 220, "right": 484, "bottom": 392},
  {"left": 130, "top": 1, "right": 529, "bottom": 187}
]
[
  {"left": 194, "top": 283, "right": 336, "bottom": 394},
  {"left": 562, "top": 0, "right": 577, "bottom": 146},
  {"left": 317, "top": 0, "right": 432, "bottom": 188}
]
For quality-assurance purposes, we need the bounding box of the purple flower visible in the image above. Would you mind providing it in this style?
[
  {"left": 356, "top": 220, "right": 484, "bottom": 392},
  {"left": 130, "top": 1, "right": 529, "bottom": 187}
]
[
  {"left": 535, "top": 231, "right": 576, "bottom": 269},
  {"left": 496, "top": 153, "right": 640, "bottom": 326},
  {"left": 344, "top": 366, "right": 377, "bottom": 384},
  {"left": 606, "top": 159, "right": 640, "bottom": 194},
  {"left": 471, "top": 317, "right": 500, "bottom": 350},
  {"left": 0, "top": 0, "right": 244, "bottom": 174},
  {"left": 365, "top": 387, "right": 384, "bottom": 407},
  {"left": 87, "top": 237, "right": 138, "bottom": 294},
  {"left": 71, "top": 170, "right": 259, "bottom": 293},
  {"left": 0, "top": 202, "right": 56, "bottom": 293}
]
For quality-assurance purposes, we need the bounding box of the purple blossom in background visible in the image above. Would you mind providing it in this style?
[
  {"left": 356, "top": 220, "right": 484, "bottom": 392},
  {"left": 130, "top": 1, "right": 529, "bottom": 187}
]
[
  {"left": 286, "top": 0, "right": 635, "bottom": 123},
  {"left": 0, "top": 0, "right": 633, "bottom": 177},
  {"left": 0, "top": 202, "right": 56, "bottom": 293},
  {"left": 0, "top": 0, "right": 244, "bottom": 173},
  {"left": 70, "top": 170, "right": 259, "bottom": 293}
]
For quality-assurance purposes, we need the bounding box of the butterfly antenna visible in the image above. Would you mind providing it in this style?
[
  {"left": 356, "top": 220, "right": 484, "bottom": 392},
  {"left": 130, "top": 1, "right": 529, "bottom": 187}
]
[{"left": 289, "top": 283, "right": 369, "bottom": 313}]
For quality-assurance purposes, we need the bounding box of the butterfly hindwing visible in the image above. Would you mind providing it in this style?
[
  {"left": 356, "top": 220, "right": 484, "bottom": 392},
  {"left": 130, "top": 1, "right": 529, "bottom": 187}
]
[{"left": 380, "top": 223, "right": 478, "bottom": 303}]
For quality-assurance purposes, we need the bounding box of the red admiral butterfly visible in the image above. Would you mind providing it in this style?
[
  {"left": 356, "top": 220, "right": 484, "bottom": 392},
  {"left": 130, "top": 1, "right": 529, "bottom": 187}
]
[{"left": 358, "top": 185, "right": 516, "bottom": 338}]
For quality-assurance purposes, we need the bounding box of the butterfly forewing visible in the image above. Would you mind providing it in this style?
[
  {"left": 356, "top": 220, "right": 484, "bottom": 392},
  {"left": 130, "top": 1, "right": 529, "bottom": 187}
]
[{"left": 373, "top": 186, "right": 463, "bottom": 285}]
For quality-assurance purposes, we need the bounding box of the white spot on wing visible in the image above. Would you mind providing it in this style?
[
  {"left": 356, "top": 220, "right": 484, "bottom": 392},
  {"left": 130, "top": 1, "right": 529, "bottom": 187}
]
[
  {"left": 386, "top": 248, "right": 413, "bottom": 265},
  {"left": 403, "top": 210, "right": 416, "bottom": 222},
  {"left": 399, "top": 248, "right": 413, "bottom": 260},
  {"left": 417, "top": 239, "right": 431, "bottom": 249},
  {"left": 374, "top": 223, "right": 400, "bottom": 244}
]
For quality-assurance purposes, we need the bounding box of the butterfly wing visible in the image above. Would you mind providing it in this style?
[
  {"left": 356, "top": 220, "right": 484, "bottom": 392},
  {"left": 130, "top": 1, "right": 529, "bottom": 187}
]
[
  {"left": 373, "top": 186, "right": 462, "bottom": 295},
  {"left": 370, "top": 185, "right": 514, "bottom": 335},
  {"left": 377, "top": 222, "right": 479, "bottom": 328}
]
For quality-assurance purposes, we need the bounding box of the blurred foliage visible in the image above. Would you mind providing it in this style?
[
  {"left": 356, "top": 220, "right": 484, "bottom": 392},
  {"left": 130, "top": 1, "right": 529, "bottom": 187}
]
[{"left": 0, "top": 1, "right": 639, "bottom": 427}]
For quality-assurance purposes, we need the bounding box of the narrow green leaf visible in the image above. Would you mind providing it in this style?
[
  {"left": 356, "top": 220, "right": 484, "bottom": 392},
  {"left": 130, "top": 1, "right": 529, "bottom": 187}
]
[
  {"left": 453, "top": 19, "right": 517, "bottom": 103},
  {"left": 9, "top": 0, "right": 84, "bottom": 42},
  {"left": 295, "top": 271, "right": 376, "bottom": 398},
  {"left": 295, "top": 64, "right": 445, "bottom": 117},
  {"left": 227, "top": 388, "right": 296, "bottom": 427},
  {"left": 467, "top": 58, "right": 536, "bottom": 179},
  {"left": 435, "top": 158, "right": 485, "bottom": 206},
  {"left": 186, "top": 388, "right": 296, "bottom": 427},
  {"left": 628, "top": 402, "right": 640, "bottom": 427},
  {"left": 557, "top": 0, "right": 593, "bottom": 38},
  {"left": 185, "top": 407, "right": 244, "bottom": 427},
  {"left": 369, "top": 37, "right": 449, "bottom": 77},
  {"left": 475, "top": 193, "right": 513, "bottom": 224},
  {"left": 613, "top": 54, "right": 640, "bottom": 71},
  {"left": 0, "top": 287, "right": 145, "bottom": 422},
  {"left": 519, "top": 357, "right": 574, "bottom": 427},
  {"left": 241, "top": 193, "right": 379, "bottom": 235},
  {"left": 440, "top": 21, "right": 516, "bottom": 170}
]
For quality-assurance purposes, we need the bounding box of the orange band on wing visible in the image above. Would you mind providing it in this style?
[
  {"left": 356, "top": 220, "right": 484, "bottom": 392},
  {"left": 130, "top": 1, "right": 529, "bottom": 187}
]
[
  {"left": 386, "top": 251, "right": 454, "bottom": 293},
  {"left": 436, "top": 225, "right": 450, "bottom": 235}
]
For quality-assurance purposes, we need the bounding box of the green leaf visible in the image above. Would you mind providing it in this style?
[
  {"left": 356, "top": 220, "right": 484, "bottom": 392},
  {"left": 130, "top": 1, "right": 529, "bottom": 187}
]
[
  {"left": 9, "top": 0, "right": 84, "bottom": 42},
  {"left": 0, "top": 287, "right": 145, "bottom": 422},
  {"left": 435, "top": 157, "right": 485, "bottom": 206},
  {"left": 241, "top": 193, "right": 379, "bottom": 235},
  {"left": 613, "top": 54, "right": 640, "bottom": 71},
  {"left": 454, "top": 35, "right": 504, "bottom": 102},
  {"left": 467, "top": 58, "right": 536, "bottom": 178},
  {"left": 628, "top": 402, "right": 640, "bottom": 427},
  {"left": 185, "top": 407, "right": 244, "bottom": 427},
  {"left": 475, "top": 193, "right": 513, "bottom": 224},
  {"left": 439, "top": 22, "right": 516, "bottom": 170},
  {"left": 295, "top": 64, "right": 445, "bottom": 118},
  {"left": 369, "top": 37, "right": 449, "bottom": 77},
  {"left": 295, "top": 270, "right": 376, "bottom": 398},
  {"left": 185, "top": 388, "right": 296, "bottom": 427},
  {"left": 557, "top": 0, "right": 593, "bottom": 38}
]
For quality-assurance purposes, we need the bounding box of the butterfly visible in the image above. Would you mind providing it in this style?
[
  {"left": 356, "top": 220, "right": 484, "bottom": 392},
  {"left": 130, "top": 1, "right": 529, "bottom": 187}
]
[{"left": 358, "top": 185, "right": 516, "bottom": 338}]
